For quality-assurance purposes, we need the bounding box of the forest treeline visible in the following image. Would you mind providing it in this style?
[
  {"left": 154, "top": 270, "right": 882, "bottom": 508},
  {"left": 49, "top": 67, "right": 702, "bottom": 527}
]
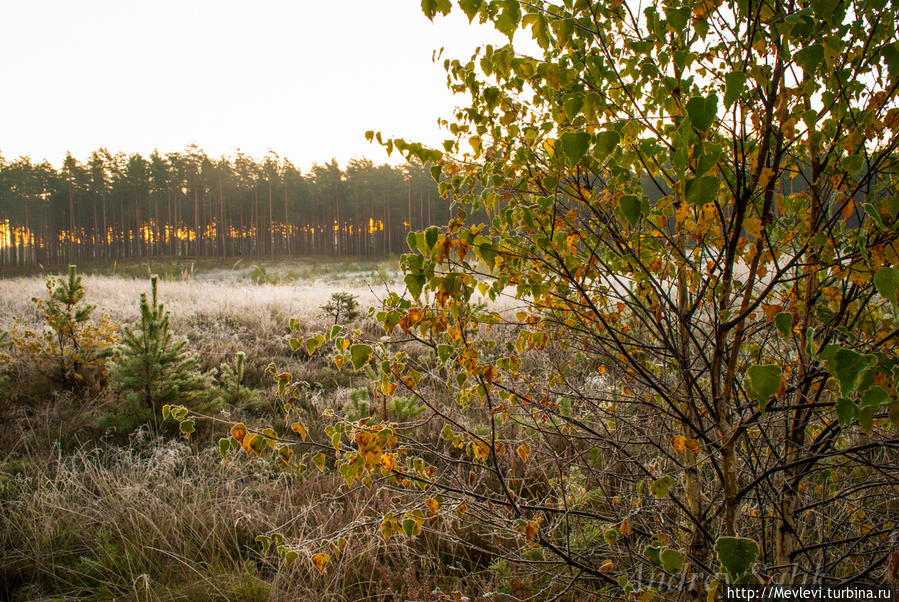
[{"left": 0, "top": 146, "right": 444, "bottom": 268}]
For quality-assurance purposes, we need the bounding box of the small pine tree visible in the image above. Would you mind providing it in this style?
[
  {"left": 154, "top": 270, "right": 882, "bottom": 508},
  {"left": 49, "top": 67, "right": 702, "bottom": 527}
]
[
  {"left": 110, "top": 275, "right": 207, "bottom": 429},
  {"left": 321, "top": 292, "right": 360, "bottom": 324},
  {"left": 217, "top": 351, "right": 260, "bottom": 407},
  {"left": 11, "top": 265, "right": 118, "bottom": 386}
]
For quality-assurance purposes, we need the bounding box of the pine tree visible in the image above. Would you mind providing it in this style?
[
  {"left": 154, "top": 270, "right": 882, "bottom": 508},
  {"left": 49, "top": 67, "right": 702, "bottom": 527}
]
[
  {"left": 217, "top": 350, "right": 259, "bottom": 407},
  {"left": 12, "top": 265, "right": 118, "bottom": 386},
  {"left": 110, "top": 275, "right": 207, "bottom": 428}
]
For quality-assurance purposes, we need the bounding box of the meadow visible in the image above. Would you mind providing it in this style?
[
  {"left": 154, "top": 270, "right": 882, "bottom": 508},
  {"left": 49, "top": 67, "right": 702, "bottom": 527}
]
[{"left": 0, "top": 259, "right": 506, "bottom": 601}]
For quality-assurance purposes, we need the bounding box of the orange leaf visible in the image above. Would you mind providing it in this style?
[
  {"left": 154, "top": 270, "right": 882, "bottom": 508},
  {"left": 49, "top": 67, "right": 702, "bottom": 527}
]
[
  {"left": 311, "top": 553, "right": 330, "bottom": 574},
  {"left": 230, "top": 422, "right": 247, "bottom": 443},
  {"left": 525, "top": 520, "right": 539, "bottom": 540},
  {"left": 672, "top": 435, "right": 687, "bottom": 453},
  {"left": 425, "top": 498, "right": 439, "bottom": 515}
]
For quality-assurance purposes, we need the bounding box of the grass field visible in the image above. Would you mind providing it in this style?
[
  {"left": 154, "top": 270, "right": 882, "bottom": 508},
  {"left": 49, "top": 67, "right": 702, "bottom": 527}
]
[{"left": 0, "top": 259, "right": 506, "bottom": 601}]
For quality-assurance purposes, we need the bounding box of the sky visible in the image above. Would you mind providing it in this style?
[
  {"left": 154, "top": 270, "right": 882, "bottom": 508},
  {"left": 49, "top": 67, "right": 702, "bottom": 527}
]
[{"left": 0, "top": 1, "right": 516, "bottom": 171}]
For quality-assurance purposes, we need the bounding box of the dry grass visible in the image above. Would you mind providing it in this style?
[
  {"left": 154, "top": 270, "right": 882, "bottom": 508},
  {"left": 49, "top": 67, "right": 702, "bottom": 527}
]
[{"left": 0, "top": 261, "right": 506, "bottom": 601}]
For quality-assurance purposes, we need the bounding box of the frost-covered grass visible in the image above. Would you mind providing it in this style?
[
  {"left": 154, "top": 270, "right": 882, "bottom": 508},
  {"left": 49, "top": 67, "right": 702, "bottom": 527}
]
[
  {"left": 0, "top": 259, "right": 401, "bottom": 330},
  {"left": 0, "top": 259, "right": 502, "bottom": 600}
]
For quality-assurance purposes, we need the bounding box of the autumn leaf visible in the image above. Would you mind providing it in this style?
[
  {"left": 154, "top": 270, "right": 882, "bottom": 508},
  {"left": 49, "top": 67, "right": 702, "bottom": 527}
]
[
  {"left": 525, "top": 520, "right": 539, "bottom": 540},
  {"left": 311, "top": 553, "right": 330, "bottom": 574},
  {"left": 290, "top": 421, "right": 308, "bottom": 441},
  {"left": 230, "top": 422, "right": 247, "bottom": 443},
  {"left": 517, "top": 442, "right": 531, "bottom": 462}
]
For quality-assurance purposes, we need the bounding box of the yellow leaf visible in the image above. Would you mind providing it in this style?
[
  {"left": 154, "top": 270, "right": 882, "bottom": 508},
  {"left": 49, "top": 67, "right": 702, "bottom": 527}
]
[
  {"left": 472, "top": 441, "right": 490, "bottom": 461},
  {"left": 380, "top": 453, "right": 395, "bottom": 471},
  {"left": 425, "top": 498, "right": 439, "bottom": 515},
  {"left": 290, "top": 421, "right": 307, "bottom": 441},
  {"left": 543, "top": 138, "right": 556, "bottom": 158},
  {"left": 672, "top": 435, "right": 687, "bottom": 453},
  {"left": 311, "top": 553, "right": 330, "bottom": 574},
  {"left": 743, "top": 217, "right": 762, "bottom": 239},
  {"left": 517, "top": 443, "right": 531, "bottom": 462}
]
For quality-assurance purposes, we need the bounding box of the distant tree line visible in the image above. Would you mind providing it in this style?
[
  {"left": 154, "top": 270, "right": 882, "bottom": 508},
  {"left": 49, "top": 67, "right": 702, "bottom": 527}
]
[{"left": 0, "top": 146, "right": 444, "bottom": 268}]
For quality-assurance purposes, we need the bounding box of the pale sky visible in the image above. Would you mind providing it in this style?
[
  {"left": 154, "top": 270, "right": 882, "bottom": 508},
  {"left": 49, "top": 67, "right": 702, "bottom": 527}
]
[{"left": 0, "top": 1, "right": 517, "bottom": 171}]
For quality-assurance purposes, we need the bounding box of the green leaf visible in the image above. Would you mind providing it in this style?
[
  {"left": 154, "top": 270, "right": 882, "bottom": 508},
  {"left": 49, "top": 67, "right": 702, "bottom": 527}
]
[
  {"left": 861, "top": 385, "right": 888, "bottom": 408},
  {"left": 724, "top": 71, "right": 746, "bottom": 108},
  {"left": 619, "top": 195, "right": 642, "bottom": 226},
  {"left": 405, "top": 273, "right": 426, "bottom": 300},
  {"left": 306, "top": 335, "right": 324, "bottom": 355},
  {"left": 826, "top": 348, "right": 869, "bottom": 396},
  {"left": 289, "top": 337, "right": 302, "bottom": 351},
  {"left": 329, "top": 324, "right": 343, "bottom": 340},
  {"left": 859, "top": 405, "right": 877, "bottom": 434},
  {"left": 437, "top": 344, "right": 453, "bottom": 363},
  {"left": 350, "top": 344, "right": 373, "bottom": 371},
  {"left": 795, "top": 44, "right": 824, "bottom": 74},
  {"left": 746, "top": 364, "right": 782, "bottom": 413},
  {"left": 664, "top": 6, "right": 690, "bottom": 31},
  {"left": 686, "top": 175, "right": 719, "bottom": 205},
  {"left": 425, "top": 226, "right": 439, "bottom": 251},
  {"left": 661, "top": 548, "right": 685, "bottom": 574},
  {"left": 402, "top": 517, "right": 418, "bottom": 538},
  {"left": 473, "top": 236, "right": 497, "bottom": 269},
  {"left": 714, "top": 537, "right": 759, "bottom": 582},
  {"left": 459, "top": 0, "right": 482, "bottom": 22},
  {"left": 421, "top": 0, "right": 451, "bottom": 21},
  {"left": 161, "top": 405, "right": 171, "bottom": 421},
  {"left": 218, "top": 437, "right": 230, "bottom": 459},
  {"left": 836, "top": 397, "right": 858, "bottom": 427},
  {"left": 495, "top": 0, "right": 521, "bottom": 39},
  {"left": 696, "top": 143, "right": 722, "bottom": 176},
  {"left": 650, "top": 475, "right": 675, "bottom": 498},
  {"left": 550, "top": 17, "right": 574, "bottom": 48},
  {"left": 595, "top": 130, "right": 621, "bottom": 156},
  {"left": 563, "top": 95, "right": 584, "bottom": 121},
  {"left": 559, "top": 132, "right": 591, "bottom": 164},
  {"left": 644, "top": 545, "right": 662, "bottom": 567},
  {"left": 874, "top": 267, "right": 899, "bottom": 308},
  {"left": 774, "top": 312, "right": 793, "bottom": 339},
  {"left": 340, "top": 462, "right": 356, "bottom": 487},
  {"left": 882, "top": 42, "right": 899, "bottom": 78},
  {"left": 686, "top": 94, "right": 718, "bottom": 132},
  {"left": 522, "top": 13, "right": 551, "bottom": 50},
  {"left": 179, "top": 418, "right": 195, "bottom": 438}
]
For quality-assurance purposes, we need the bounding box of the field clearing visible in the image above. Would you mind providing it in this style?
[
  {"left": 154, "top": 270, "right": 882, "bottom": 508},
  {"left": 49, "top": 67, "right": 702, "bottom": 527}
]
[{"left": 0, "top": 259, "right": 508, "bottom": 600}]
